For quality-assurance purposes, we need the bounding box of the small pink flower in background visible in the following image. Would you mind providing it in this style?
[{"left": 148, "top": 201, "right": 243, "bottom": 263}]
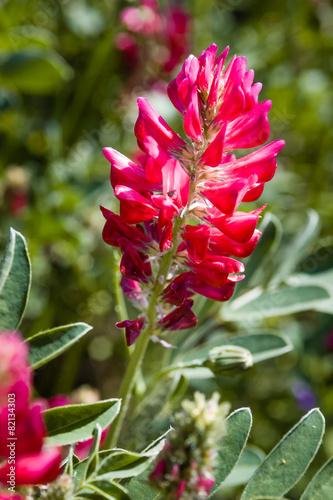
[
  {"left": 114, "top": 32, "right": 139, "bottom": 67},
  {"left": 120, "top": 0, "right": 162, "bottom": 36},
  {"left": 163, "top": 5, "right": 191, "bottom": 72},
  {"left": 116, "top": 1, "right": 191, "bottom": 75},
  {"left": 0, "top": 332, "right": 62, "bottom": 488},
  {"left": 2, "top": 166, "right": 30, "bottom": 217},
  {"left": 102, "top": 44, "right": 284, "bottom": 345}
]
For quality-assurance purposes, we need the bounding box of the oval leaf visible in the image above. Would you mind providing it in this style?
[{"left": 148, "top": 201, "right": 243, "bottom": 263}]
[
  {"left": 225, "top": 284, "right": 330, "bottom": 321},
  {"left": 27, "top": 322, "right": 93, "bottom": 369},
  {"left": 300, "top": 456, "right": 333, "bottom": 500},
  {"left": 228, "top": 333, "right": 293, "bottom": 363},
  {"left": 241, "top": 409, "right": 325, "bottom": 499},
  {"left": 44, "top": 399, "right": 121, "bottom": 446},
  {"left": 209, "top": 408, "right": 252, "bottom": 497},
  {"left": 0, "top": 228, "right": 31, "bottom": 330}
]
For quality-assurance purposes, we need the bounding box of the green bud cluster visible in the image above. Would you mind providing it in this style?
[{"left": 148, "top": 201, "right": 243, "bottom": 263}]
[
  {"left": 39, "top": 475, "right": 74, "bottom": 500},
  {"left": 149, "top": 392, "right": 230, "bottom": 499}
]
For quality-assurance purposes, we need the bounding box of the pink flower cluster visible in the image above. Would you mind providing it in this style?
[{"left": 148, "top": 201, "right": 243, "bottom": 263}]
[
  {"left": 150, "top": 455, "right": 215, "bottom": 500},
  {"left": 115, "top": 0, "right": 190, "bottom": 72},
  {"left": 102, "top": 44, "right": 284, "bottom": 345},
  {"left": 0, "top": 332, "right": 62, "bottom": 492}
]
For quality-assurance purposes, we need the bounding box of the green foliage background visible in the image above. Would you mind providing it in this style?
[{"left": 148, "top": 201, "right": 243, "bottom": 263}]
[{"left": 1, "top": 0, "right": 333, "bottom": 498}]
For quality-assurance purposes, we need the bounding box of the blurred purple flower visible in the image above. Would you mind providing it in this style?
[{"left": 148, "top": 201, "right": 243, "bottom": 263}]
[{"left": 292, "top": 380, "right": 316, "bottom": 411}]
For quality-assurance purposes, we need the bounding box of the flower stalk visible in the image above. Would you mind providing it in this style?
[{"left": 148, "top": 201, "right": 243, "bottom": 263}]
[{"left": 104, "top": 214, "right": 185, "bottom": 449}]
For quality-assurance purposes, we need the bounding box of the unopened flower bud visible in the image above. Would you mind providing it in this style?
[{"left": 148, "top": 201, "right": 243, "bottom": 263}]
[{"left": 204, "top": 345, "right": 253, "bottom": 377}]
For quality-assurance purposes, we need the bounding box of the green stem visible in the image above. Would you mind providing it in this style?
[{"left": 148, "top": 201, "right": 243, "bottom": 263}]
[
  {"left": 104, "top": 217, "right": 184, "bottom": 449},
  {"left": 111, "top": 249, "right": 130, "bottom": 356}
]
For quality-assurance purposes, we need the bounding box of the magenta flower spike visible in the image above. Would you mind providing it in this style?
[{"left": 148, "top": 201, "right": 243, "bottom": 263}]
[
  {"left": 0, "top": 332, "right": 62, "bottom": 488},
  {"left": 102, "top": 44, "right": 284, "bottom": 346}
]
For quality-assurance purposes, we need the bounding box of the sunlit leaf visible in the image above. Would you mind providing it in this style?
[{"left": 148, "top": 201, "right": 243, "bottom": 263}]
[
  {"left": 44, "top": 399, "right": 121, "bottom": 446},
  {"left": 0, "top": 228, "right": 31, "bottom": 330},
  {"left": 28, "top": 322, "right": 93, "bottom": 369}
]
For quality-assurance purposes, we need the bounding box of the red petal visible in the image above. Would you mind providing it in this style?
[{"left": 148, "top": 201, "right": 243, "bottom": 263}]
[
  {"left": 159, "top": 299, "right": 197, "bottom": 331},
  {"left": 101, "top": 207, "right": 152, "bottom": 247},
  {"left": 183, "top": 224, "right": 210, "bottom": 262},
  {"left": 103, "top": 147, "right": 159, "bottom": 192},
  {"left": 188, "top": 276, "right": 237, "bottom": 301},
  {"left": 209, "top": 228, "right": 261, "bottom": 258},
  {"left": 183, "top": 88, "right": 202, "bottom": 141},
  {"left": 188, "top": 256, "right": 244, "bottom": 287},
  {"left": 201, "top": 123, "right": 227, "bottom": 167},
  {"left": 206, "top": 210, "right": 262, "bottom": 243},
  {"left": 115, "top": 186, "right": 159, "bottom": 223},
  {"left": 116, "top": 317, "right": 145, "bottom": 346},
  {"left": 162, "top": 158, "right": 189, "bottom": 208},
  {"left": 226, "top": 140, "right": 285, "bottom": 182},
  {"left": 135, "top": 97, "right": 185, "bottom": 151},
  {"left": 242, "top": 182, "right": 264, "bottom": 202},
  {"left": 225, "top": 100, "right": 272, "bottom": 150},
  {"left": 201, "top": 175, "right": 258, "bottom": 214}
]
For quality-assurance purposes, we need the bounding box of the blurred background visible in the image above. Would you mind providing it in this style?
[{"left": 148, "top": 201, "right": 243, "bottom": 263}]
[{"left": 1, "top": 0, "right": 333, "bottom": 497}]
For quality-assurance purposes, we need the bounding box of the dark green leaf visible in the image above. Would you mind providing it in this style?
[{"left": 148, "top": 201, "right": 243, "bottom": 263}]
[
  {"left": 44, "top": 399, "right": 121, "bottom": 446},
  {"left": 300, "top": 456, "right": 333, "bottom": 499},
  {"left": 28, "top": 322, "right": 93, "bottom": 369},
  {"left": 241, "top": 409, "right": 325, "bottom": 499},
  {"left": 209, "top": 408, "right": 253, "bottom": 497},
  {"left": 0, "top": 228, "right": 31, "bottom": 330}
]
